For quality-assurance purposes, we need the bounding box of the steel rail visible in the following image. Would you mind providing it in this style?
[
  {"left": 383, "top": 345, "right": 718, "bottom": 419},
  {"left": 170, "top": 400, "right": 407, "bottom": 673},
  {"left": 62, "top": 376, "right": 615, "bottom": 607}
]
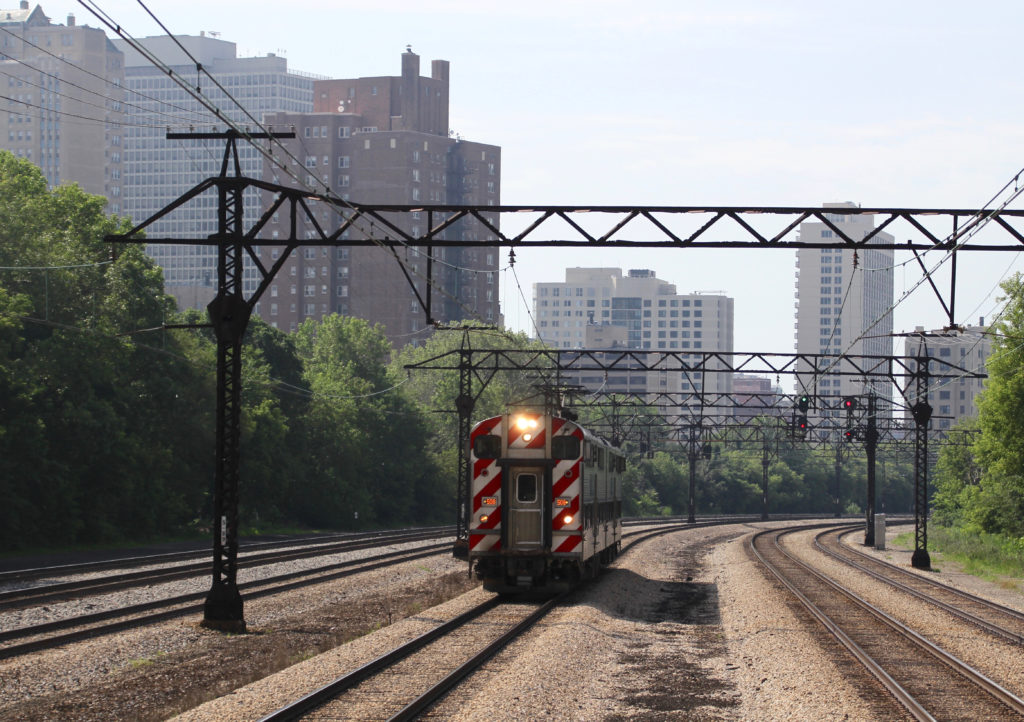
[
  {"left": 815, "top": 527, "right": 1024, "bottom": 645},
  {"left": 0, "top": 526, "right": 454, "bottom": 582},
  {"left": 0, "top": 543, "right": 449, "bottom": 660},
  {"left": 0, "top": 529, "right": 450, "bottom": 610},
  {"left": 389, "top": 595, "right": 564, "bottom": 722},
  {"left": 751, "top": 525, "right": 1024, "bottom": 720},
  {"left": 256, "top": 597, "right": 504, "bottom": 722},
  {"left": 259, "top": 516, "right": 773, "bottom": 721}
]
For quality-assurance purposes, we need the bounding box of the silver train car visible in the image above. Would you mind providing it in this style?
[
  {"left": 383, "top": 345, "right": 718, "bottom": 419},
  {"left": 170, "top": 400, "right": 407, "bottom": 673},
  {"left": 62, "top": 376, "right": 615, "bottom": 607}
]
[{"left": 467, "top": 412, "right": 624, "bottom": 594}]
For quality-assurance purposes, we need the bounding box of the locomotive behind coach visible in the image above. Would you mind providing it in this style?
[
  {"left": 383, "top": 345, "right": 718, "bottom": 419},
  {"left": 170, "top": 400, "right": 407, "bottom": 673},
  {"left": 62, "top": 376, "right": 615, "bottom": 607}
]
[{"left": 468, "top": 412, "right": 624, "bottom": 594}]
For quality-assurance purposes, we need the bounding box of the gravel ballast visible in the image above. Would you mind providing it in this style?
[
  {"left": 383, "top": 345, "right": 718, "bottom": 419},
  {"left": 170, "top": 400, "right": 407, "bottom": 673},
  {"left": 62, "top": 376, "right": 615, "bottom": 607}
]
[{"left": 1, "top": 520, "right": 1019, "bottom": 721}]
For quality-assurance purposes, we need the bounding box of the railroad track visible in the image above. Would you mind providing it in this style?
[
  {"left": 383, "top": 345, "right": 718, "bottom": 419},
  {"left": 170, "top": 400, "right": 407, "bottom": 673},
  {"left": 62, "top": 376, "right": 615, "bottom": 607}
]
[
  {"left": 0, "top": 527, "right": 453, "bottom": 582},
  {"left": 0, "top": 518, "right": 710, "bottom": 661},
  {"left": 0, "top": 527, "right": 453, "bottom": 609},
  {"left": 751, "top": 524, "right": 1024, "bottom": 720},
  {"left": 816, "top": 526, "right": 1024, "bottom": 645},
  {"left": 0, "top": 517, "right": 819, "bottom": 665},
  {"left": 0, "top": 542, "right": 450, "bottom": 660},
  {"left": 258, "top": 595, "right": 562, "bottom": 721},
  {"left": 256, "top": 517, "right": 761, "bottom": 720}
]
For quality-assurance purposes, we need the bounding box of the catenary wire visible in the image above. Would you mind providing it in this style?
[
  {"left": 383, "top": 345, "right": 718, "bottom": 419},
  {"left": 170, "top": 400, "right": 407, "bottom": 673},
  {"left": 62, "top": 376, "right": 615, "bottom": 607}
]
[
  {"left": 0, "top": 25, "right": 213, "bottom": 123},
  {"left": 76, "top": 0, "right": 496, "bottom": 324}
]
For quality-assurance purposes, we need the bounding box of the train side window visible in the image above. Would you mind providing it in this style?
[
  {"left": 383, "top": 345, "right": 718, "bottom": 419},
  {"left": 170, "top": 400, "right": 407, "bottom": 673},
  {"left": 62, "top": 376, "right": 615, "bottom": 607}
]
[
  {"left": 517, "top": 474, "right": 538, "bottom": 502},
  {"left": 552, "top": 436, "right": 580, "bottom": 460},
  {"left": 473, "top": 434, "right": 501, "bottom": 459}
]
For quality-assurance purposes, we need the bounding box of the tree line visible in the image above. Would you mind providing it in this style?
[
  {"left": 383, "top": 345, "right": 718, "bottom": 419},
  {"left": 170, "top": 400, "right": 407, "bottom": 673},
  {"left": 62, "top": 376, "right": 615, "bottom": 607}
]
[{"left": 932, "top": 274, "right": 1024, "bottom": 541}]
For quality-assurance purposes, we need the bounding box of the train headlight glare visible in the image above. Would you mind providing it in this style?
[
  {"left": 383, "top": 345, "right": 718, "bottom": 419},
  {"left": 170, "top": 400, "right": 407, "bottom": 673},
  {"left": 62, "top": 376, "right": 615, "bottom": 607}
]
[
  {"left": 480, "top": 514, "right": 489, "bottom": 523},
  {"left": 523, "top": 433, "right": 533, "bottom": 442},
  {"left": 515, "top": 415, "right": 539, "bottom": 431},
  {"left": 562, "top": 514, "right": 574, "bottom": 525}
]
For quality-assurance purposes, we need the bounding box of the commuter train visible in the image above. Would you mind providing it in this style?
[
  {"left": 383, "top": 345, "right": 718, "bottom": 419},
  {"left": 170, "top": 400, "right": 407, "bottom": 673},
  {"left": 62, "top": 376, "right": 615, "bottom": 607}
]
[{"left": 468, "top": 412, "right": 624, "bottom": 594}]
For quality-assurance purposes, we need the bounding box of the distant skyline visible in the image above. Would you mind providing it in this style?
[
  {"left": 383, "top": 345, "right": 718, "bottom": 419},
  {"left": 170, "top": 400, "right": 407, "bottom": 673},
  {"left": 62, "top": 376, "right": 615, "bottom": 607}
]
[{"left": 51, "top": 1, "right": 1024, "bottom": 377}]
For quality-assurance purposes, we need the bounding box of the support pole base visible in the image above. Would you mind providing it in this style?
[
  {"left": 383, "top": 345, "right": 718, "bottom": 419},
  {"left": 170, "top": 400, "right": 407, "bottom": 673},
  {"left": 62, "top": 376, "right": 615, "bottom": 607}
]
[
  {"left": 911, "top": 549, "right": 931, "bottom": 570},
  {"left": 203, "top": 584, "right": 246, "bottom": 633},
  {"left": 452, "top": 538, "right": 469, "bottom": 559}
]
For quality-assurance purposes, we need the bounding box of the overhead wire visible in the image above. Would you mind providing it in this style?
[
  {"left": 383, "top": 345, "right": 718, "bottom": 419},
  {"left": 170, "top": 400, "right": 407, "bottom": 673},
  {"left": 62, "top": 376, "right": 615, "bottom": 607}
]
[
  {"left": 0, "top": 25, "right": 213, "bottom": 123},
  {"left": 77, "top": 0, "right": 495, "bottom": 326},
  {"left": 0, "top": 92, "right": 178, "bottom": 127},
  {"left": 0, "top": 49, "right": 205, "bottom": 126}
]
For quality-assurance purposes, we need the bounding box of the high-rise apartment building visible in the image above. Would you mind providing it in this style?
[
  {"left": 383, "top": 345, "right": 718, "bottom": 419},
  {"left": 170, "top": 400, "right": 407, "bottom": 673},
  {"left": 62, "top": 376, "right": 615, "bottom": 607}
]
[
  {"left": 904, "top": 322, "right": 990, "bottom": 431},
  {"left": 255, "top": 50, "right": 501, "bottom": 346},
  {"left": 114, "top": 33, "right": 318, "bottom": 308},
  {"left": 794, "top": 202, "right": 894, "bottom": 418},
  {"left": 0, "top": 3, "right": 124, "bottom": 204},
  {"left": 533, "top": 267, "right": 735, "bottom": 399}
]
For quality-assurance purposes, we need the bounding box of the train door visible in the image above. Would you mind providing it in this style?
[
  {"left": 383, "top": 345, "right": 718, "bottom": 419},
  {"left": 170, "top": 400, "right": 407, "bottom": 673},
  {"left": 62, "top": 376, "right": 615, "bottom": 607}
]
[{"left": 508, "top": 467, "right": 543, "bottom": 550}]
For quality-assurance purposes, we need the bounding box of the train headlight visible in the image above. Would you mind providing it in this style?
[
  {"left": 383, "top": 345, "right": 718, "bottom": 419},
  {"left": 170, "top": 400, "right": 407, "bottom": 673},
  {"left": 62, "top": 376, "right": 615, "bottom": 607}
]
[
  {"left": 562, "top": 514, "right": 574, "bottom": 525},
  {"left": 480, "top": 514, "right": 490, "bottom": 524},
  {"left": 514, "top": 415, "right": 539, "bottom": 431}
]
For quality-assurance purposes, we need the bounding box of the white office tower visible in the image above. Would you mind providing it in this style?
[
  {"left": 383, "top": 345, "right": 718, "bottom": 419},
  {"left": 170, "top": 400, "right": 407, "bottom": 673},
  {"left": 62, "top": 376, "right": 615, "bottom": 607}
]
[
  {"left": 794, "top": 203, "right": 894, "bottom": 420},
  {"left": 533, "top": 268, "right": 734, "bottom": 405},
  {"left": 114, "top": 34, "right": 318, "bottom": 309}
]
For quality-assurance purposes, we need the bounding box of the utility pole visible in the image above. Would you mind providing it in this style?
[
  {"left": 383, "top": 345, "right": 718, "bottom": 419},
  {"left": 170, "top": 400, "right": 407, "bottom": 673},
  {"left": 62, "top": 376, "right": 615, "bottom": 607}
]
[
  {"left": 186, "top": 129, "right": 295, "bottom": 632},
  {"left": 834, "top": 439, "right": 843, "bottom": 518},
  {"left": 911, "top": 349, "right": 933, "bottom": 569},
  {"left": 687, "top": 424, "right": 699, "bottom": 523},
  {"left": 864, "top": 391, "right": 878, "bottom": 546}
]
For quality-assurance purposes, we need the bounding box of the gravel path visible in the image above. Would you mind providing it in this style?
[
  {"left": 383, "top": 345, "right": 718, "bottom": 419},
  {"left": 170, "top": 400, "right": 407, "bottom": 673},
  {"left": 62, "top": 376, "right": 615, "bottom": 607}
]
[{"left": 1, "top": 520, "right": 1019, "bottom": 721}]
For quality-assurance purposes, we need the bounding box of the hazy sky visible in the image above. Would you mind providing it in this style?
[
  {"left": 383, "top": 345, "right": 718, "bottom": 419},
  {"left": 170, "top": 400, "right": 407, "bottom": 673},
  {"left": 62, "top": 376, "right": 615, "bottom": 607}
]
[{"left": 64, "top": 1, "right": 1024, "bottom": 374}]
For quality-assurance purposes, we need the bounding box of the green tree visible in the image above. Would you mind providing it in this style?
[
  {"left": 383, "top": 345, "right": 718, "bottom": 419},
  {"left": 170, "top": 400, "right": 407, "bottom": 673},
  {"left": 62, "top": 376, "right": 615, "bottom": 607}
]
[
  {"left": 294, "top": 314, "right": 443, "bottom": 528},
  {"left": 970, "top": 274, "right": 1024, "bottom": 535},
  {"left": 0, "top": 153, "right": 215, "bottom": 548},
  {"left": 931, "top": 420, "right": 981, "bottom": 526},
  {"left": 390, "top": 326, "right": 551, "bottom": 485}
]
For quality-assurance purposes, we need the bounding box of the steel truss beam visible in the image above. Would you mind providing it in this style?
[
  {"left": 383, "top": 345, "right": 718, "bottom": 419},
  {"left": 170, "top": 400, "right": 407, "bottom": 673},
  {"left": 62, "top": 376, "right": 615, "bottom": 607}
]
[{"left": 110, "top": 200, "right": 1024, "bottom": 253}]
